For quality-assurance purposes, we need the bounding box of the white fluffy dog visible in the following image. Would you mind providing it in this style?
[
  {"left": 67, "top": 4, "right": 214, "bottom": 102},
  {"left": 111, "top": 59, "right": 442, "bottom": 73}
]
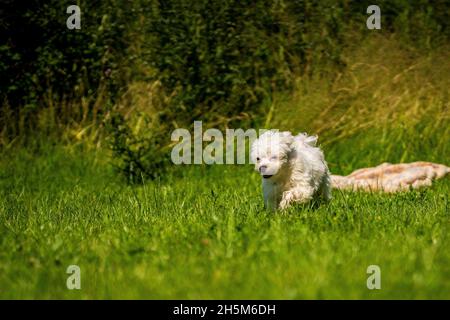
[{"left": 251, "top": 130, "right": 331, "bottom": 210}]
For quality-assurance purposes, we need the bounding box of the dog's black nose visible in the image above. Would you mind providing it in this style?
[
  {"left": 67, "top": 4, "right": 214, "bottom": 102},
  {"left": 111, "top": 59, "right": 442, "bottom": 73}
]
[{"left": 259, "top": 165, "right": 267, "bottom": 173}]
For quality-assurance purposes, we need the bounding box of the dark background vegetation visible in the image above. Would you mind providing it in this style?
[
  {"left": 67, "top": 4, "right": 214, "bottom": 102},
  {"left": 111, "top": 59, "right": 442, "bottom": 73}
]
[{"left": 1, "top": 0, "right": 449, "bottom": 180}]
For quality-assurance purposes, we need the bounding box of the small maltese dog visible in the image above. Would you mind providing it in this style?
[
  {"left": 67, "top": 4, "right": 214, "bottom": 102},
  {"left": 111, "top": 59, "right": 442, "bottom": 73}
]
[{"left": 251, "top": 130, "right": 331, "bottom": 210}]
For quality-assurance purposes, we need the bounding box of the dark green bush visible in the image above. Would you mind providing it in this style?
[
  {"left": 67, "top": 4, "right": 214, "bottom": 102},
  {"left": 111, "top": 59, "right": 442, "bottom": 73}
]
[
  {"left": 144, "top": 0, "right": 349, "bottom": 125},
  {"left": 1, "top": 0, "right": 448, "bottom": 180},
  {"left": 106, "top": 113, "right": 170, "bottom": 183},
  {"left": 107, "top": 0, "right": 352, "bottom": 181},
  {"left": 0, "top": 0, "right": 140, "bottom": 141}
]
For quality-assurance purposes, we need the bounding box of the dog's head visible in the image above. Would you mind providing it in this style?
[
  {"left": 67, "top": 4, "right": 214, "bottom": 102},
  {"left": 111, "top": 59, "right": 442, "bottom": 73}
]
[{"left": 250, "top": 130, "right": 294, "bottom": 180}]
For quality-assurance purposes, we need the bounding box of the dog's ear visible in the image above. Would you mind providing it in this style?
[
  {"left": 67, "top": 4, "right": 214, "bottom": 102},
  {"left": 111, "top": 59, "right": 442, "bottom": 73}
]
[
  {"left": 279, "top": 132, "right": 295, "bottom": 159},
  {"left": 296, "top": 132, "right": 318, "bottom": 147},
  {"left": 280, "top": 131, "right": 294, "bottom": 146}
]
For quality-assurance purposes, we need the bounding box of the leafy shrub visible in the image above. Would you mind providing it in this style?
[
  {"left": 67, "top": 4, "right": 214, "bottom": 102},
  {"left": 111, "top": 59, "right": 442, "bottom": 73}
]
[
  {"left": 144, "top": 0, "right": 349, "bottom": 125},
  {"left": 0, "top": 0, "right": 140, "bottom": 141},
  {"left": 1, "top": 0, "right": 448, "bottom": 180},
  {"left": 108, "top": 0, "right": 350, "bottom": 181}
]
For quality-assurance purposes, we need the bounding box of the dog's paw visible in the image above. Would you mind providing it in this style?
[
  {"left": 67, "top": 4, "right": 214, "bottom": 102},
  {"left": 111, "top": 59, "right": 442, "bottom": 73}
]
[
  {"left": 278, "top": 200, "right": 289, "bottom": 210},
  {"left": 279, "top": 191, "right": 294, "bottom": 209}
]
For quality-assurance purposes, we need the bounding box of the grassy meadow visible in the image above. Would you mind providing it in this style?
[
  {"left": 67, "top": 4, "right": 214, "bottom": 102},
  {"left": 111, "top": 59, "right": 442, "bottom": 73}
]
[{"left": 1, "top": 34, "right": 449, "bottom": 299}]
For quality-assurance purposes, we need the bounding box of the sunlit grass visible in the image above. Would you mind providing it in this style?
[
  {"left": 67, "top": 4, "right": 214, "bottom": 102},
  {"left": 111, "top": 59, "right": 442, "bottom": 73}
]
[
  {"left": 0, "top": 36, "right": 449, "bottom": 299},
  {"left": 0, "top": 143, "right": 448, "bottom": 299}
]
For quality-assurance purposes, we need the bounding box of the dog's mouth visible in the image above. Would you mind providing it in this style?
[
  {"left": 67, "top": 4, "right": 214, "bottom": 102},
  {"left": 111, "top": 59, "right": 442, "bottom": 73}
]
[{"left": 263, "top": 175, "right": 273, "bottom": 179}]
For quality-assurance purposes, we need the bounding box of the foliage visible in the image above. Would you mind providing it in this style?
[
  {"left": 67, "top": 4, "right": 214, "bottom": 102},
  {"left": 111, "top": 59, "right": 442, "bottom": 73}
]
[
  {"left": 0, "top": 0, "right": 139, "bottom": 140},
  {"left": 1, "top": 1, "right": 449, "bottom": 298},
  {"left": 0, "top": 144, "right": 449, "bottom": 298},
  {"left": 1, "top": 0, "right": 449, "bottom": 179},
  {"left": 106, "top": 113, "right": 170, "bottom": 182}
]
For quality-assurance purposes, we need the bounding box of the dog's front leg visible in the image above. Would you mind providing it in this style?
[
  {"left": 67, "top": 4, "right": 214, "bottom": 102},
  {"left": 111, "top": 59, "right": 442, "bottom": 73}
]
[{"left": 279, "top": 187, "right": 314, "bottom": 209}]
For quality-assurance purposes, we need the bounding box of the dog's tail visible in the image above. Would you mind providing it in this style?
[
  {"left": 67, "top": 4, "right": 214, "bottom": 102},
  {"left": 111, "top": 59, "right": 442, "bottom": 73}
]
[{"left": 295, "top": 132, "right": 318, "bottom": 147}]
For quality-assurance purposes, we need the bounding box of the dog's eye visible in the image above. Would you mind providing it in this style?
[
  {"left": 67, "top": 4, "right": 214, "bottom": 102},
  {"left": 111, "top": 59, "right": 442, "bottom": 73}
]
[
  {"left": 271, "top": 155, "right": 277, "bottom": 160},
  {"left": 256, "top": 157, "right": 260, "bottom": 161}
]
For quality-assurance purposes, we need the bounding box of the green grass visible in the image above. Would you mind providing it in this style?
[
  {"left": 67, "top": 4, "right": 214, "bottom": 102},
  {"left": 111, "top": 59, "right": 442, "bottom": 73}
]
[
  {"left": 0, "top": 36, "right": 449, "bottom": 300},
  {"left": 0, "top": 142, "right": 449, "bottom": 299}
]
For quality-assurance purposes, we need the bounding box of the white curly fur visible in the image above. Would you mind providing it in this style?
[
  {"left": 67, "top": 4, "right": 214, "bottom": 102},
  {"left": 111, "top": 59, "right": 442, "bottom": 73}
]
[{"left": 251, "top": 130, "right": 331, "bottom": 210}]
